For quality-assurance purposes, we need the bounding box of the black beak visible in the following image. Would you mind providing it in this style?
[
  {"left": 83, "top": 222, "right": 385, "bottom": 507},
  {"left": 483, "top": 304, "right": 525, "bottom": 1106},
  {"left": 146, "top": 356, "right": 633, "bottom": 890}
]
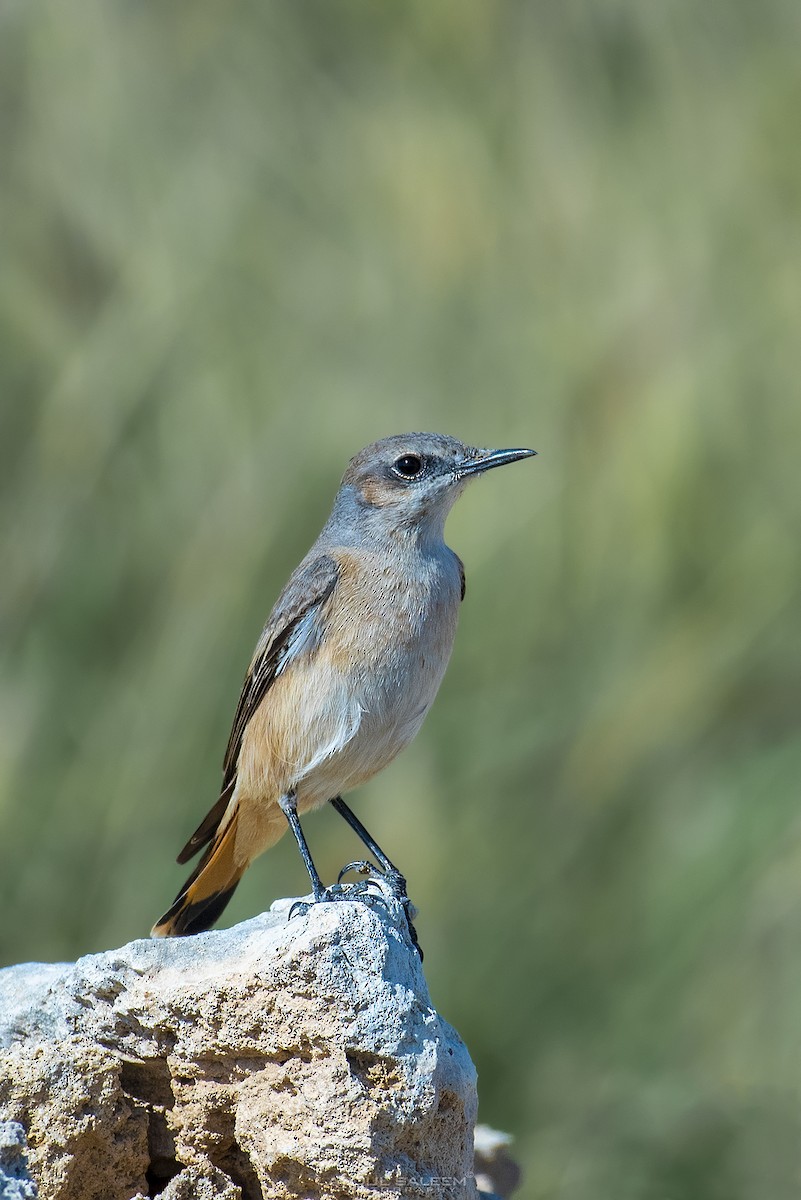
[{"left": 456, "top": 446, "right": 537, "bottom": 479}]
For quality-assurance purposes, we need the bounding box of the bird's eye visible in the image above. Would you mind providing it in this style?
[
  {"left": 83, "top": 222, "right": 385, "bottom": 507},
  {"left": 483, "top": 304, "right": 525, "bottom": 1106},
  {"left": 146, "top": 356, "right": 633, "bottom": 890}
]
[{"left": 392, "top": 454, "right": 424, "bottom": 479}]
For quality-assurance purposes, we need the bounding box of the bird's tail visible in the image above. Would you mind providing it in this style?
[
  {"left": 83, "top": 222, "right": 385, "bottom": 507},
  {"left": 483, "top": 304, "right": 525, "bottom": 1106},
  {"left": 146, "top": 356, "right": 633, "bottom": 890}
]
[{"left": 151, "top": 807, "right": 245, "bottom": 938}]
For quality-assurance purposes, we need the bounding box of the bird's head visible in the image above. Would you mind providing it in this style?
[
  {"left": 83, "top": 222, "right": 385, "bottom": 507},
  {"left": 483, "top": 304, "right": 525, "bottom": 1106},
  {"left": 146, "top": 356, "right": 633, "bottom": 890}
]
[{"left": 335, "top": 432, "right": 536, "bottom": 543}]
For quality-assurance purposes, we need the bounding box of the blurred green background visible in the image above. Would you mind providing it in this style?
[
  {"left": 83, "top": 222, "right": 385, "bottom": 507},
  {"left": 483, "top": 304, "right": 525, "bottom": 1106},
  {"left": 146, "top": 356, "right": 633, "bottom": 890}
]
[{"left": 2, "top": 2, "right": 801, "bottom": 1196}]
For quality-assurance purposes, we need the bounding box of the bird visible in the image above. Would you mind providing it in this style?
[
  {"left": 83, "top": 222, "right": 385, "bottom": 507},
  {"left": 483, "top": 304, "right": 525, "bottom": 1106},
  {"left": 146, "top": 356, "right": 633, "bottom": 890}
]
[{"left": 152, "top": 432, "right": 536, "bottom": 950}]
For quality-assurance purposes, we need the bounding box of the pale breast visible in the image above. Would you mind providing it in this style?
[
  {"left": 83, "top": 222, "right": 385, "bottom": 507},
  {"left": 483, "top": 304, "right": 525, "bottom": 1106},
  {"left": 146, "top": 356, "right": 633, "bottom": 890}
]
[
  {"left": 297, "top": 546, "right": 462, "bottom": 802},
  {"left": 236, "top": 544, "right": 462, "bottom": 813}
]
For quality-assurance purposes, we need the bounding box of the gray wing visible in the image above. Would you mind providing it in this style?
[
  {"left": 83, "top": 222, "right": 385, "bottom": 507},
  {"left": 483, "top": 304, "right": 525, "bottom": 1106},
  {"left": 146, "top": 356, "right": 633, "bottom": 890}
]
[{"left": 176, "top": 553, "right": 339, "bottom": 864}]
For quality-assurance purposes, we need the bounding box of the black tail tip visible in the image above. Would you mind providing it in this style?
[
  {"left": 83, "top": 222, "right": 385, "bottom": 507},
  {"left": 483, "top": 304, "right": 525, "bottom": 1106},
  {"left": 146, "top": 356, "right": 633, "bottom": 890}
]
[{"left": 151, "top": 883, "right": 239, "bottom": 939}]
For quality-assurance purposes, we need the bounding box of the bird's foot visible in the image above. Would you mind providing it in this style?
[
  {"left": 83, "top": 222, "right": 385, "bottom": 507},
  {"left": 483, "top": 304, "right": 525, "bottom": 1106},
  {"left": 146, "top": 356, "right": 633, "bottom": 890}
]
[
  {"left": 336, "top": 859, "right": 384, "bottom": 885},
  {"left": 287, "top": 878, "right": 384, "bottom": 922},
  {"left": 288, "top": 864, "right": 423, "bottom": 960},
  {"left": 336, "top": 861, "right": 423, "bottom": 961},
  {"left": 337, "top": 860, "right": 409, "bottom": 900}
]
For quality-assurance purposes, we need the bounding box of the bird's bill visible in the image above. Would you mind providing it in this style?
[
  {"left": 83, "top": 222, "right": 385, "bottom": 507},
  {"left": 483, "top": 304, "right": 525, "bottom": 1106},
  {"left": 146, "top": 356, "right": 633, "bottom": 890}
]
[{"left": 456, "top": 446, "right": 537, "bottom": 478}]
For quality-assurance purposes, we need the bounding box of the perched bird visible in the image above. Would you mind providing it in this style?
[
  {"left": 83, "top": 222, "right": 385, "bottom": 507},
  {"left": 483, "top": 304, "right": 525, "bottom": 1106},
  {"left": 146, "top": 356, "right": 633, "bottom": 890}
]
[{"left": 152, "top": 433, "right": 535, "bottom": 949}]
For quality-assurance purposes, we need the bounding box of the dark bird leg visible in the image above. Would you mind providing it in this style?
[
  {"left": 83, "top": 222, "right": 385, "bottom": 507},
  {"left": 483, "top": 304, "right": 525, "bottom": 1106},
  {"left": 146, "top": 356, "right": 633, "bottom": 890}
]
[
  {"left": 329, "top": 796, "right": 422, "bottom": 959},
  {"left": 278, "top": 791, "right": 327, "bottom": 903},
  {"left": 279, "top": 792, "right": 410, "bottom": 939},
  {"left": 331, "top": 796, "right": 404, "bottom": 883}
]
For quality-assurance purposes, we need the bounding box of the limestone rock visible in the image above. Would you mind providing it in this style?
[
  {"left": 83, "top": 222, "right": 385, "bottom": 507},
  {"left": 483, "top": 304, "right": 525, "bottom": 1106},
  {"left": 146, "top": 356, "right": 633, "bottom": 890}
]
[
  {"left": 0, "top": 1122, "right": 38, "bottom": 1199},
  {"left": 0, "top": 886, "right": 478, "bottom": 1200}
]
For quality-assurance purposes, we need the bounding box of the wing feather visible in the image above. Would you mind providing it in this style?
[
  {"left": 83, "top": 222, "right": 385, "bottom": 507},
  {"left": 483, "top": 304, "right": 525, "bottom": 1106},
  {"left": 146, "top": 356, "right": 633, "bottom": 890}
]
[{"left": 177, "top": 553, "right": 339, "bottom": 864}]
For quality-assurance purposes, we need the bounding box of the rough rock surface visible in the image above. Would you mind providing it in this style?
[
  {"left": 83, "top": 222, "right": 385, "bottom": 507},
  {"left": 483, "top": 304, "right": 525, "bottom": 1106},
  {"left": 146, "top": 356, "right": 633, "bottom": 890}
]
[
  {"left": 0, "top": 1122, "right": 38, "bottom": 1199},
  {"left": 0, "top": 886, "right": 478, "bottom": 1200}
]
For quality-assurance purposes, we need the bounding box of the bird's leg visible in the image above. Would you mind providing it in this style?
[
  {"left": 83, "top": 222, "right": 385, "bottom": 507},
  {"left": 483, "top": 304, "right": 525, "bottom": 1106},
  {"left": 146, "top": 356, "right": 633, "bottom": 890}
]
[
  {"left": 278, "top": 791, "right": 327, "bottom": 904},
  {"left": 280, "top": 792, "right": 405, "bottom": 928},
  {"left": 330, "top": 796, "right": 404, "bottom": 886},
  {"left": 329, "top": 796, "right": 422, "bottom": 960}
]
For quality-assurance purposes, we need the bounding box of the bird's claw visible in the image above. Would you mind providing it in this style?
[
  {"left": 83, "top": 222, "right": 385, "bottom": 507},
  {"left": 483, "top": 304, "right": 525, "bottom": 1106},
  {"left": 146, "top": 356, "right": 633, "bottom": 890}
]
[
  {"left": 287, "top": 898, "right": 313, "bottom": 920},
  {"left": 287, "top": 870, "right": 423, "bottom": 961},
  {"left": 337, "top": 860, "right": 376, "bottom": 884},
  {"left": 337, "top": 860, "right": 410, "bottom": 900},
  {"left": 287, "top": 880, "right": 383, "bottom": 923},
  {"left": 336, "top": 861, "right": 421, "bottom": 959},
  {"left": 288, "top": 888, "right": 343, "bottom": 920}
]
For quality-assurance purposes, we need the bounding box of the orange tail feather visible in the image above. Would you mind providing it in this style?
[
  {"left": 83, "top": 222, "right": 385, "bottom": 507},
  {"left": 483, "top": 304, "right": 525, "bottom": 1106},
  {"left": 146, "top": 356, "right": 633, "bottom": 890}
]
[{"left": 152, "top": 809, "right": 244, "bottom": 938}]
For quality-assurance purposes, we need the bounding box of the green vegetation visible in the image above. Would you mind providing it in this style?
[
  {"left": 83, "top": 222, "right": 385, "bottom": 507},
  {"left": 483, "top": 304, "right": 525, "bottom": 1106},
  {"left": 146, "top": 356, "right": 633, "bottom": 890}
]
[{"left": 2, "top": 3, "right": 801, "bottom": 1195}]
